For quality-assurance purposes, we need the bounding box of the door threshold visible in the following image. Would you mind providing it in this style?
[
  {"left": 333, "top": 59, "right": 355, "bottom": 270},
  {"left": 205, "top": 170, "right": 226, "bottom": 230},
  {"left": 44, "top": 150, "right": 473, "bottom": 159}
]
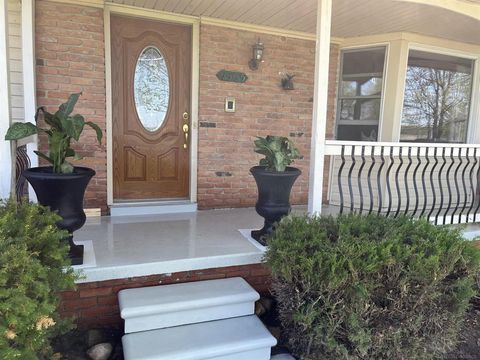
[{"left": 110, "top": 200, "right": 197, "bottom": 217}]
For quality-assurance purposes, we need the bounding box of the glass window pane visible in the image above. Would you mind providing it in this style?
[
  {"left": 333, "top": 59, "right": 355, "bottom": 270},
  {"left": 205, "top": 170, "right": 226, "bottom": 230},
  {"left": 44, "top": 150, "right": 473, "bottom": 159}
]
[
  {"left": 335, "top": 47, "right": 386, "bottom": 142},
  {"left": 361, "top": 77, "right": 383, "bottom": 96},
  {"left": 339, "top": 99, "right": 381, "bottom": 121},
  {"left": 342, "top": 48, "right": 386, "bottom": 75},
  {"left": 400, "top": 50, "right": 473, "bottom": 143},
  {"left": 341, "top": 77, "right": 383, "bottom": 97},
  {"left": 134, "top": 46, "right": 170, "bottom": 132},
  {"left": 337, "top": 125, "right": 378, "bottom": 141}
]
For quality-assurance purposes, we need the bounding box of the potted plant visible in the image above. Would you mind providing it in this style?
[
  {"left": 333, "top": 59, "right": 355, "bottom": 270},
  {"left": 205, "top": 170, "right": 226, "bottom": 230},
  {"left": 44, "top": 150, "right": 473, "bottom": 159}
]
[
  {"left": 4, "top": 93, "right": 102, "bottom": 265},
  {"left": 250, "top": 135, "right": 301, "bottom": 245}
]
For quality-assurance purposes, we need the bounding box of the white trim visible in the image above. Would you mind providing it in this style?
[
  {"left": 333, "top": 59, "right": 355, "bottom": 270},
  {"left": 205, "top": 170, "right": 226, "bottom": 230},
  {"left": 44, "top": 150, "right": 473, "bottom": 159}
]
[
  {"left": 190, "top": 21, "right": 199, "bottom": 203},
  {"left": 324, "top": 140, "right": 480, "bottom": 157},
  {"left": 43, "top": 0, "right": 104, "bottom": 8},
  {"left": 471, "top": 58, "right": 480, "bottom": 143},
  {"left": 399, "top": 0, "right": 480, "bottom": 21},
  {"left": 104, "top": 4, "right": 200, "bottom": 208},
  {"left": 0, "top": 0, "right": 12, "bottom": 200},
  {"left": 201, "top": 16, "right": 343, "bottom": 43},
  {"left": 104, "top": 7, "right": 113, "bottom": 205},
  {"left": 105, "top": 3, "right": 198, "bottom": 24},
  {"left": 110, "top": 202, "right": 197, "bottom": 217},
  {"left": 21, "top": 0, "right": 38, "bottom": 201},
  {"left": 308, "top": 0, "right": 332, "bottom": 215},
  {"left": 408, "top": 42, "right": 480, "bottom": 60},
  {"left": 76, "top": 250, "right": 263, "bottom": 283}
]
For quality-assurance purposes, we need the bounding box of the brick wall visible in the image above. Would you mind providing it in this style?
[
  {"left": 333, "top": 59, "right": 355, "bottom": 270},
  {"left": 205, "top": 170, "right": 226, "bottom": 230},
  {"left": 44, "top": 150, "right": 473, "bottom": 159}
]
[
  {"left": 35, "top": 0, "right": 107, "bottom": 213},
  {"left": 34, "top": 5, "right": 339, "bottom": 212},
  {"left": 59, "top": 264, "right": 271, "bottom": 329},
  {"left": 197, "top": 24, "right": 339, "bottom": 209}
]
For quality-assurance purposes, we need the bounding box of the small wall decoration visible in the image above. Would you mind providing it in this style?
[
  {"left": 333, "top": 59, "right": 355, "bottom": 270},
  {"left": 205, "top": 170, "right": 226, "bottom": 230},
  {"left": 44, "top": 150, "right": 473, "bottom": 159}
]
[
  {"left": 280, "top": 72, "right": 295, "bottom": 90},
  {"left": 216, "top": 70, "right": 248, "bottom": 83}
]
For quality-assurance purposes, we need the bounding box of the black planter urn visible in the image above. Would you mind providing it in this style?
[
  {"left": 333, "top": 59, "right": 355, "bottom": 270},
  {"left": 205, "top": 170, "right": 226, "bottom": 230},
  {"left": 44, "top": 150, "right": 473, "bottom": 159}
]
[
  {"left": 250, "top": 166, "right": 301, "bottom": 245},
  {"left": 23, "top": 166, "right": 95, "bottom": 265}
]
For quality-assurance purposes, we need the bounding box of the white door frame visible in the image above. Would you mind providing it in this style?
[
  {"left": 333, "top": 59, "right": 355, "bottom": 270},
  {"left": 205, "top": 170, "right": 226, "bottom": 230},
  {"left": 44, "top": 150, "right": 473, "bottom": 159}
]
[{"left": 104, "top": 3, "right": 200, "bottom": 206}]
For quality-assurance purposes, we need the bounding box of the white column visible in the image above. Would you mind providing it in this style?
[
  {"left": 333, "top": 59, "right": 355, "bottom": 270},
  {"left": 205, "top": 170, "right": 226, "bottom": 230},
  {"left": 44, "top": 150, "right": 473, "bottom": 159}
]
[
  {"left": 22, "top": 0, "right": 38, "bottom": 200},
  {"left": 0, "top": 0, "right": 12, "bottom": 200},
  {"left": 308, "top": 0, "right": 332, "bottom": 215}
]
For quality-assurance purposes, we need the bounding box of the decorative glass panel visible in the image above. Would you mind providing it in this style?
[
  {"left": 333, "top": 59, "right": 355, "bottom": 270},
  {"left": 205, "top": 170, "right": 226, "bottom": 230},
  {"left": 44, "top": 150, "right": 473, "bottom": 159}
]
[{"left": 134, "top": 46, "right": 170, "bottom": 132}]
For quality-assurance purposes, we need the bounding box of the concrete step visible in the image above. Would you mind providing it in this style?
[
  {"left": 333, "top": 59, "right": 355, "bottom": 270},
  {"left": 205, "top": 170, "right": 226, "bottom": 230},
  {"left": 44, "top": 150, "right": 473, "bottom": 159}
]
[
  {"left": 122, "top": 315, "right": 277, "bottom": 360},
  {"left": 119, "top": 277, "right": 260, "bottom": 333}
]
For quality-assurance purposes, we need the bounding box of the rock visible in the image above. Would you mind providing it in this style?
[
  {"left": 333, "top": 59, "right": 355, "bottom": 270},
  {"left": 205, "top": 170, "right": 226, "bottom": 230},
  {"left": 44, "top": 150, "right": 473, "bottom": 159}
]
[
  {"left": 271, "top": 354, "right": 296, "bottom": 360},
  {"left": 255, "top": 301, "right": 266, "bottom": 316},
  {"left": 85, "top": 329, "right": 107, "bottom": 348},
  {"left": 86, "top": 343, "right": 113, "bottom": 360}
]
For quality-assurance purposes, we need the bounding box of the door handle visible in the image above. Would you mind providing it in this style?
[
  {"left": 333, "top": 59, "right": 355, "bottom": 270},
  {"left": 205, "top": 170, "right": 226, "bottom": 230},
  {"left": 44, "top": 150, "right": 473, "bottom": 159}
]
[{"left": 183, "top": 124, "right": 189, "bottom": 149}]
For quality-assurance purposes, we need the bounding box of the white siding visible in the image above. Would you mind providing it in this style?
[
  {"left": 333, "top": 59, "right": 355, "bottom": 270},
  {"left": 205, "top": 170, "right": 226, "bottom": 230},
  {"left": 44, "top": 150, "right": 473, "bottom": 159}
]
[{"left": 8, "top": 0, "right": 23, "bottom": 122}]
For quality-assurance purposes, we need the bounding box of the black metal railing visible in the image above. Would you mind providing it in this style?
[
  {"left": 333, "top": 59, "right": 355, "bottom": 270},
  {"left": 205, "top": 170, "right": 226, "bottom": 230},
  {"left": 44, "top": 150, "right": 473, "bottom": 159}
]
[
  {"left": 325, "top": 141, "right": 480, "bottom": 225},
  {"left": 15, "top": 145, "right": 30, "bottom": 202}
]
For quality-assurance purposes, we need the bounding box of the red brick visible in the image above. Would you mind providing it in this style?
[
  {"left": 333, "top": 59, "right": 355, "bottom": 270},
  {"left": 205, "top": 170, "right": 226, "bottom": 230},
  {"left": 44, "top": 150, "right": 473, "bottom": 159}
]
[
  {"left": 79, "top": 287, "right": 112, "bottom": 298},
  {"left": 59, "top": 263, "right": 273, "bottom": 329},
  {"left": 35, "top": 0, "right": 107, "bottom": 214}
]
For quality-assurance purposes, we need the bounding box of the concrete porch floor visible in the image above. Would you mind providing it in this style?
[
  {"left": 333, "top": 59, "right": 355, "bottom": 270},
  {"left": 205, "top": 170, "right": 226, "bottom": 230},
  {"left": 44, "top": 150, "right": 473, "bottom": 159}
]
[
  {"left": 72, "top": 204, "right": 480, "bottom": 284},
  {"left": 74, "top": 207, "right": 276, "bottom": 283}
]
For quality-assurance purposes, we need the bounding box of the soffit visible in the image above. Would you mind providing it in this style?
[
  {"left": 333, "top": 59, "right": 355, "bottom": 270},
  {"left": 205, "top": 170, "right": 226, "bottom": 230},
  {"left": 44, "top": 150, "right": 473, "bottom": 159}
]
[{"left": 111, "top": 0, "right": 480, "bottom": 45}]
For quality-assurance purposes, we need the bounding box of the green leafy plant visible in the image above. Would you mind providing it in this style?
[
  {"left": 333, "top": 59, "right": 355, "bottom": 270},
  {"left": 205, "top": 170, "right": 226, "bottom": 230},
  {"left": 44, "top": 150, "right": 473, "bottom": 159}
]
[
  {"left": 254, "top": 135, "right": 301, "bottom": 172},
  {"left": 4, "top": 93, "right": 102, "bottom": 174},
  {"left": 0, "top": 200, "right": 78, "bottom": 359},
  {"left": 266, "top": 214, "right": 480, "bottom": 360}
]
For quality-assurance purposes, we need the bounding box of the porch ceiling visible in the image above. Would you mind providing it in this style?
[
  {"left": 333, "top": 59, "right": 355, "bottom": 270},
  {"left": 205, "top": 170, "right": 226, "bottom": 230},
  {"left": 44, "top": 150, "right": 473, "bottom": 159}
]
[{"left": 114, "top": 0, "right": 480, "bottom": 45}]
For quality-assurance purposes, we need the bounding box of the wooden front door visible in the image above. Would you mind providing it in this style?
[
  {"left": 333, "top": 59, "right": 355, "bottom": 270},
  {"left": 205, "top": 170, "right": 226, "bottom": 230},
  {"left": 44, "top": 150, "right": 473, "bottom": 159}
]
[{"left": 111, "top": 15, "right": 191, "bottom": 201}]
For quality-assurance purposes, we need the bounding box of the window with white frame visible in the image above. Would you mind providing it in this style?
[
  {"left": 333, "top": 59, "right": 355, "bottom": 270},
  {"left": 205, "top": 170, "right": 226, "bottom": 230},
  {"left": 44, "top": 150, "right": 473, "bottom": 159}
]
[
  {"left": 400, "top": 50, "right": 474, "bottom": 143},
  {"left": 335, "top": 47, "right": 387, "bottom": 141}
]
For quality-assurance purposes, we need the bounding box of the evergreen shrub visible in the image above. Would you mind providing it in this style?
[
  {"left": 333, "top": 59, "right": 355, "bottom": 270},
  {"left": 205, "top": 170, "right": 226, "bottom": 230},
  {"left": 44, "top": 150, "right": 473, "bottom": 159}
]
[
  {"left": 266, "top": 214, "right": 480, "bottom": 360},
  {"left": 0, "top": 200, "right": 77, "bottom": 359}
]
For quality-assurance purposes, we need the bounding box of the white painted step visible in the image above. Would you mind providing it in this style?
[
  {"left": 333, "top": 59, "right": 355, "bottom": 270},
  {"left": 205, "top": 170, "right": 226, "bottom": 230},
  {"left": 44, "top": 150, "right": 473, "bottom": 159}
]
[
  {"left": 119, "top": 277, "right": 260, "bottom": 333},
  {"left": 122, "top": 315, "right": 277, "bottom": 360}
]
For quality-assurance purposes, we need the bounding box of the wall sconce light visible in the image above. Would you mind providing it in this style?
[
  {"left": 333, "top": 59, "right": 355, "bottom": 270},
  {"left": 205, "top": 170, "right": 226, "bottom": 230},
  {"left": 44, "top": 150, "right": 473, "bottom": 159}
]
[{"left": 248, "top": 39, "right": 264, "bottom": 70}]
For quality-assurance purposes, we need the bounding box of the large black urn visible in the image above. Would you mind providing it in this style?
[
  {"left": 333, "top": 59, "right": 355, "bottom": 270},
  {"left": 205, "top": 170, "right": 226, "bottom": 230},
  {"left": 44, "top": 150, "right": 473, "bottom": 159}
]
[
  {"left": 23, "top": 166, "right": 95, "bottom": 265},
  {"left": 250, "top": 166, "right": 301, "bottom": 245}
]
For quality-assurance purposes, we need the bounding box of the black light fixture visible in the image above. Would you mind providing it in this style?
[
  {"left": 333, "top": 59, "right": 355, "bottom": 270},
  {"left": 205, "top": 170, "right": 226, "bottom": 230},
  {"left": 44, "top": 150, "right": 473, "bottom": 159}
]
[{"left": 248, "top": 38, "right": 264, "bottom": 70}]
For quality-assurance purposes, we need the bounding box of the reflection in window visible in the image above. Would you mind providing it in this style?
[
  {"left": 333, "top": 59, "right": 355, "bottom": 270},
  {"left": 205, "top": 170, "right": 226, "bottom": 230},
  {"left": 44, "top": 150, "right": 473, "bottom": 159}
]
[
  {"left": 134, "top": 46, "right": 170, "bottom": 132},
  {"left": 335, "top": 47, "right": 386, "bottom": 141},
  {"left": 400, "top": 50, "right": 473, "bottom": 143}
]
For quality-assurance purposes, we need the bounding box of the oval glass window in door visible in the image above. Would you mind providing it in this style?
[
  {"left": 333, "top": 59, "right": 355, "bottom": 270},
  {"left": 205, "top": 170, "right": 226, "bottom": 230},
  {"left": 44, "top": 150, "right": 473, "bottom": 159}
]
[{"left": 134, "top": 46, "right": 170, "bottom": 132}]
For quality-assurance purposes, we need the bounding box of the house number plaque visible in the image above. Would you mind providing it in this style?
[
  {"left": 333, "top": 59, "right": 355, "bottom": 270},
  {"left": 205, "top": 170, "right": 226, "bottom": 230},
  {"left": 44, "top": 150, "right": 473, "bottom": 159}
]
[{"left": 216, "top": 70, "right": 248, "bottom": 83}]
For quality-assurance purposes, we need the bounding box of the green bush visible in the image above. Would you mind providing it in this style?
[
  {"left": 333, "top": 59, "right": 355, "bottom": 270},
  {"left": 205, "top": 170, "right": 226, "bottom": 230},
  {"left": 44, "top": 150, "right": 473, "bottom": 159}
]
[
  {"left": 0, "top": 200, "right": 78, "bottom": 359},
  {"left": 266, "top": 214, "right": 480, "bottom": 360}
]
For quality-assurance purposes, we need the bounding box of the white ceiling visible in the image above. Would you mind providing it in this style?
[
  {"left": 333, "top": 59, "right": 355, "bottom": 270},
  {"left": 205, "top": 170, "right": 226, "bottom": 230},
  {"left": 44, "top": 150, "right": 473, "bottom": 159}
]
[{"left": 115, "top": 0, "right": 480, "bottom": 45}]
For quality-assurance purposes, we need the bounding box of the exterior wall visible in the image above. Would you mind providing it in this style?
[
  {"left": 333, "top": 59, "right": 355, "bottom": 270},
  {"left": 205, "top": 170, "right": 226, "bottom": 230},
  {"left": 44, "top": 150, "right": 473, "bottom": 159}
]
[
  {"left": 34, "top": 2, "right": 339, "bottom": 212},
  {"left": 59, "top": 263, "right": 271, "bottom": 329},
  {"left": 8, "top": 0, "right": 23, "bottom": 123},
  {"left": 197, "top": 24, "right": 338, "bottom": 209},
  {"left": 35, "top": 0, "right": 107, "bottom": 212}
]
